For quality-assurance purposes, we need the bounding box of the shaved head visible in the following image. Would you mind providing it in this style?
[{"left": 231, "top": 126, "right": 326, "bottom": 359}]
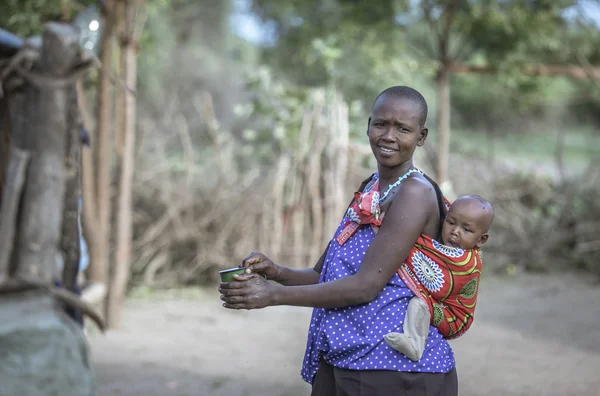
[
  {"left": 373, "top": 86, "right": 428, "bottom": 127},
  {"left": 452, "top": 195, "right": 495, "bottom": 232}
]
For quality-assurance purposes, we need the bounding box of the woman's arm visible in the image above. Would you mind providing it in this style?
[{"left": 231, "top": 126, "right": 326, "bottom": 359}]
[
  {"left": 243, "top": 175, "right": 374, "bottom": 287},
  {"left": 276, "top": 246, "right": 327, "bottom": 285},
  {"left": 220, "top": 178, "right": 437, "bottom": 310},
  {"left": 276, "top": 267, "right": 321, "bottom": 286}
]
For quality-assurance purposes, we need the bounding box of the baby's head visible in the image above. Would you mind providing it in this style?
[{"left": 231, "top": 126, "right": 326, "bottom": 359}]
[{"left": 442, "top": 195, "right": 494, "bottom": 250}]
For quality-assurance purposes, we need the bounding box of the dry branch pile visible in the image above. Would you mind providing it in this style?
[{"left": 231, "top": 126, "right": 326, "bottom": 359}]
[
  {"left": 130, "top": 91, "right": 354, "bottom": 286},
  {"left": 476, "top": 161, "right": 600, "bottom": 274}
]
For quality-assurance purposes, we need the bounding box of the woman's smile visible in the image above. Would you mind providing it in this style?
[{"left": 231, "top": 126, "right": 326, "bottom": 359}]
[{"left": 378, "top": 145, "right": 399, "bottom": 155}]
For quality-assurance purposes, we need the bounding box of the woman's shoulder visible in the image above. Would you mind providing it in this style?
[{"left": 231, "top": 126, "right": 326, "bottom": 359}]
[
  {"left": 380, "top": 176, "right": 438, "bottom": 222},
  {"left": 398, "top": 173, "right": 439, "bottom": 204},
  {"left": 382, "top": 173, "right": 441, "bottom": 237}
]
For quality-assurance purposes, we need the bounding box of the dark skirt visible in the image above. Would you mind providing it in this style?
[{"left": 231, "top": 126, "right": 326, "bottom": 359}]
[{"left": 311, "top": 360, "right": 458, "bottom": 396}]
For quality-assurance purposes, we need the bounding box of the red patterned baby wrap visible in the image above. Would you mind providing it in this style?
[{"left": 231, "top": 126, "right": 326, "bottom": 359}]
[
  {"left": 336, "top": 176, "right": 482, "bottom": 340},
  {"left": 397, "top": 235, "right": 482, "bottom": 339}
]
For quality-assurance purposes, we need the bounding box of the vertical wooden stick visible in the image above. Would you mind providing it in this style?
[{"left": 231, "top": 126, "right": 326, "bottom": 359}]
[{"left": 0, "top": 149, "right": 30, "bottom": 282}]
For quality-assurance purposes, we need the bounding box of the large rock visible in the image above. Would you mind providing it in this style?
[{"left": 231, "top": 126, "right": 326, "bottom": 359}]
[{"left": 0, "top": 291, "right": 96, "bottom": 396}]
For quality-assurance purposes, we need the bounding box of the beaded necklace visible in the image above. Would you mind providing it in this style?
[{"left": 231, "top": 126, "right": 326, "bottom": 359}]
[{"left": 379, "top": 168, "right": 423, "bottom": 204}]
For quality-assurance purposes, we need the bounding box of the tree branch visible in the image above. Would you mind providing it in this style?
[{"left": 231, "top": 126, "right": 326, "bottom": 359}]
[{"left": 449, "top": 63, "right": 600, "bottom": 79}]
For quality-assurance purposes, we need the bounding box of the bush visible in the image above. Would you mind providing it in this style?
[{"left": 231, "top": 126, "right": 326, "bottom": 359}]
[{"left": 478, "top": 162, "right": 600, "bottom": 275}]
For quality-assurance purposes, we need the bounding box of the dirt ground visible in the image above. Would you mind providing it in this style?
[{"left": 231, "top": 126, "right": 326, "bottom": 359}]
[{"left": 89, "top": 272, "right": 600, "bottom": 396}]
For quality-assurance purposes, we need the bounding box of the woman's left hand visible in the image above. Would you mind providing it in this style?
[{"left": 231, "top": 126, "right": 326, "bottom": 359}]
[{"left": 219, "top": 273, "right": 277, "bottom": 310}]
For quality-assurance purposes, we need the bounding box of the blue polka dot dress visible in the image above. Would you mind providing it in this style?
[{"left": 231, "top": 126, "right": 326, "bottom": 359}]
[{"left": 300, "top": 208, "right": 456, "bottom": 384}]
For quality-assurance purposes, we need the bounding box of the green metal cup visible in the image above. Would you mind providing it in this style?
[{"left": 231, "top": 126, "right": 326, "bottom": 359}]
[{"left": 219, "top": 267, "right": 248, "bottom": 283}]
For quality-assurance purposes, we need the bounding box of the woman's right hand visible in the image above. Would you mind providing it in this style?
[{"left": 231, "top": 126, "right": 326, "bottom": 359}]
[{"left": 238, "top": 252, "right": 282, "bottom": 282}]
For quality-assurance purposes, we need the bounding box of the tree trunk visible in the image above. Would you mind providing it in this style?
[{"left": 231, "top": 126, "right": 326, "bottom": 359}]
[
  {"left": 107, "top": 0, "right": 143, "bottom": 328},
  {"left": 435, "top": 66, "right": 451, "bottom": 187},
  {"left": 89, "top": 0, "right": 115, "bottom": 286},
  {"left": 114, "top": 0, "right": 127, "bottom": 160}
]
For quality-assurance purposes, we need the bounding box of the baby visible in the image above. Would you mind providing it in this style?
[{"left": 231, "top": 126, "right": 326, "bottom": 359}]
[{"left": 384, "top": 194, "right": 494, "bottom": 361}]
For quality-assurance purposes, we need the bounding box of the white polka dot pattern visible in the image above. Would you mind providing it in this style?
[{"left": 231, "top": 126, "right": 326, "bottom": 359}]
[{"left": 300, "top": 218, "right": 456, "bottom": 384}]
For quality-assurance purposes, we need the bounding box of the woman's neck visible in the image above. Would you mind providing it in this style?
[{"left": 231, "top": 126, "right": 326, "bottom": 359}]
[{"left": 377, "top": 161, "right": 415, "bottom": 188}]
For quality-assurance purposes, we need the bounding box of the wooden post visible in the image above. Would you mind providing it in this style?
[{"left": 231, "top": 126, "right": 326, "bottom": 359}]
[
  {"left": 77, "top": 81, "right": 100, "bottom": 276},
  {"left": 0, "top": 149, "right": 30, "bottom": 282},
  {"left": 108, "top": 0, "right": 144, "bottom": 328},
  {"left": 61, "top": 87, "right": 82, "bottom": 292},
  {"left": 88, "top": 0, "right": 115, "bottom": 286},
  {"left": 114, "top": 0, "right": 127, "bottom": 160},
  {"left": 0, "top": 98, "right": 11, "bottom": 207},
  {"left": 10, "top": 24, "right": 81, "bottom": 283}
]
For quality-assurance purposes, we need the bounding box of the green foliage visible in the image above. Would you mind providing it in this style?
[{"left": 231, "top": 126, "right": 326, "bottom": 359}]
[
  {"left": 0, "top": 0, "right": 96, "bottom": 37},
  {"left": 410, "top": 0, "right": 600, "bottom": 128},
  {"left": 136, "top": 0, "right": 178, "bottom": 101},
  {"left": 450, "top": 73, "right": 580, "bottom": 131},
  {"left": 137, "top": 0, "right": 249, "bottom": 128},
  {"left": 247, "top": 0, "right": 600, "bottom": 130},
  {"left": 169, "top": 0, "right": 231, "bottom": 48},
  {"left": 249, "top": 0, "right": 412, "bottom": 102},
  {"left": 466, "top": 0, "right": 576, "bottom": 62},
  {"left": 233, "top": 66, "right": 316, "bottom": 160}
]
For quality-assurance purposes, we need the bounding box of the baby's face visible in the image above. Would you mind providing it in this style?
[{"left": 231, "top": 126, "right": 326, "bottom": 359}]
[{"left": 441, "top": 200, "right": 490, "bottom": 250}]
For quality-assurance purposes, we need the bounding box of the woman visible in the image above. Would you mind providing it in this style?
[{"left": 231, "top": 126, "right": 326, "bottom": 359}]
[{"left": 219, "top": 86, "right": 457, "bottom": 396}]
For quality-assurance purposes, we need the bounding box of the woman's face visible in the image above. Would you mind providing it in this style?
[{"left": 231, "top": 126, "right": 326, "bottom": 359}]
[{"left": 367, "top": 96, "right": 427, "bottom": 171}]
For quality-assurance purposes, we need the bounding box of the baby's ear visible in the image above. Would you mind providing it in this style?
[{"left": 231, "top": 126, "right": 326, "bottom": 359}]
[{"left": 476, "top": 233, "right": 489, "bottom": 248}]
